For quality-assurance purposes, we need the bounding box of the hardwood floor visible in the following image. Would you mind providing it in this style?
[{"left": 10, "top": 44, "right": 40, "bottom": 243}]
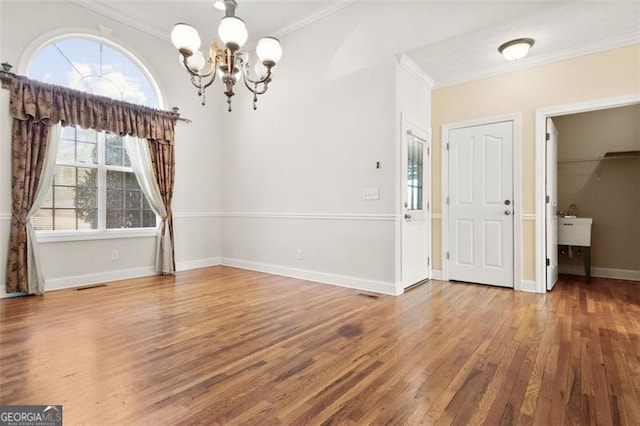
[{"left": 1, "top": 267, "right": 639, "bottom": 425}]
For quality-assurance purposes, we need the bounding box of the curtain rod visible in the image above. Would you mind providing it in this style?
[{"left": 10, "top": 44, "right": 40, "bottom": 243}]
[{"left": 0, "top": 62, "right": 191, "bottom": 124}]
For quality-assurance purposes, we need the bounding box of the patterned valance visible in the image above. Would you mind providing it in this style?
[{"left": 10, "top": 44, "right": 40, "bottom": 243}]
[{"left": 7, "top": 74, "right": 177, "bottom": 144}]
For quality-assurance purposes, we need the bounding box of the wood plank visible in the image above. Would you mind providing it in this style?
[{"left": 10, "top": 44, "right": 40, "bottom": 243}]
[{"left": 1, "top": 268, "right": 638, "bottom": 424}]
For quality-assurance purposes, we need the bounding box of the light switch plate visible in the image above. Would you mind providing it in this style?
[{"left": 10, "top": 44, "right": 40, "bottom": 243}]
[{"left": 362, "top": 188, "right": 380, "bottom": 200}]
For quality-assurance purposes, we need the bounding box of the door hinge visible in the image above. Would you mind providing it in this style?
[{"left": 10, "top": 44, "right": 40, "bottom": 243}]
[
  {"left": 545, "top": 195, "right": 550, "bottom": 203},
  {"left": 446, "top": 143, "right": 450, "bottom": 151},
  {"left": 546, "top": 132, "right": 550, "bottom": 141},
  {"left": 546, "top": 258, "right": 550, "bottom": 266},
  {"left": 427, "top": 257, "right": 430, "bottom": 267},
  {"left": 446, "top": 252, "right": 450, "bottom": 260},
  {"left": 427, "top": 147, "right": 430, "bottom": 156},
  {"left": 446, "top": 197, "right": 449, "bottom": 205}
]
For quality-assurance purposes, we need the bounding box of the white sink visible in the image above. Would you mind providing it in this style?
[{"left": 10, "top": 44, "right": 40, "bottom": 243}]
[{"left": 558, "top": 217, "right": 593, "bottom": 246}]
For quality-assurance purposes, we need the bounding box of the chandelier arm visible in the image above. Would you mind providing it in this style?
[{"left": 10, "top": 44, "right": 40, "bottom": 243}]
[
  {"left": 241, "top": 66, "right": 273, "bottom": 87},
  {"left": 254, "top": 81, "right": 270, "bottom": 96},
  {"left": 180, "top": 54, "right": 216, "bottom": 79}
]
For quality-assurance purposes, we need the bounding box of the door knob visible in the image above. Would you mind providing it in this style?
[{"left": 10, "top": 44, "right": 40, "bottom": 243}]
[
  {"left": 404, "top": 213, "right": 412, "bottom": 221},
  {"left": 504, "top": 200, "right": 511, "bottom": 205},
  {"left": 505, "top": 210, "right": 511, "bottom": 215}
]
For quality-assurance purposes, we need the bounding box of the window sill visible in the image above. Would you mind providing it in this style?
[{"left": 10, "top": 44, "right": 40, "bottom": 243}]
[{"left": 37, "top": 228, "right": 159, "bottom": 243}]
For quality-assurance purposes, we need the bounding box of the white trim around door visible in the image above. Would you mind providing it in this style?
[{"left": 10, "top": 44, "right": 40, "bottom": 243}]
[
  {"left": 534, "top": 93, "right": 640, "bottom": 293},
  {"left": 441, "top": 113, "right": 522, "bottom": 290}
]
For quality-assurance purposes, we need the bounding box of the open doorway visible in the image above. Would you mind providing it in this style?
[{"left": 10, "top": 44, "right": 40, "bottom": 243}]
[{"left": 538, "top": 97, "right": 640, "bottom": 291}]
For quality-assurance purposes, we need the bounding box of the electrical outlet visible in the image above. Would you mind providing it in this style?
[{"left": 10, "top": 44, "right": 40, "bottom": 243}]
[
  {"left": 362, "top": 188, "right": 380, "bottom": 200},
  {"left": 296, "top": 249, "right": 303, "bottom": 260},
  {"left": 111, "top": 250, "right": 119, "bottom": 261}
]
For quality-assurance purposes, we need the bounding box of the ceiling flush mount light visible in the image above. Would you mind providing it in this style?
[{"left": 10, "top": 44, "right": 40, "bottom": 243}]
[
  {"left": 171, "top": 0, "right": 283, "bottom": 111},
  {"left": 498, "top": 38, "right": 535, "bottom": 61}
]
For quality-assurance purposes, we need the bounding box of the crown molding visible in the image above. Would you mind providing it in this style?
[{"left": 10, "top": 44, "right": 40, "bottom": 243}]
[
  {"left": 273, "top": 0, "right": 359, "bottom": 39},
  {"left": 433, "top": 33, "right": 640, "bottom": 89},
  {"left": 68, "top": 0, "right": 170, "bottom": 42},
  {"left": 397, "top": 54, "right": 435, "bottom": 89},
  {"left": 69, "top": 0, "right": 357, "bottom": 45}
]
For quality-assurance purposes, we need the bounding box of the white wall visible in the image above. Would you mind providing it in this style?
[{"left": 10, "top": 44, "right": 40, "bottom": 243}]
[
  {"left": 0, "top": 1, "right": 223, "bottom": 297},
  {"left": 394, "top": 56, "right": 433, "bottom": 288},
  {"left": 220, "top": 5, "right": 399, "bottom": 294}
]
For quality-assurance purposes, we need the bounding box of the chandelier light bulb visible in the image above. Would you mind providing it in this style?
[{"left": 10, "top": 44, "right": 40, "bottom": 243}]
[
  {"left": 171, "top": 23, "right": 201, "bottom": 52},
  {"left": 218, "top": 16, "right": 248, "bottom": 47},
  {"left": 186, "top": 50, "right": 206, "bottom": 72},
  {"left": 498, "top": 38, "right": 534, "bottom": 61},
  {"left": 256, "top": 37, "right": 282, "bottom": 63}
]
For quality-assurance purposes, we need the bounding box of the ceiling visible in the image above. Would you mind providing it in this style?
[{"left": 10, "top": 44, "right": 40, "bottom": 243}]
[{"left": 78, "top": 0, "right": 640, "bottom": 87}]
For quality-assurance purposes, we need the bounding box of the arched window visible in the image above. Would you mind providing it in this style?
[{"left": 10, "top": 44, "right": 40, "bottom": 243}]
[{"left": 27, "top": 36, "right": 161, "bottom": 232}]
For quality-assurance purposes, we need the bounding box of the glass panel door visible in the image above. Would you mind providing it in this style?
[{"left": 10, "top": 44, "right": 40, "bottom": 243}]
[{"left": 407, "top": 134, "right": 425, "bottom": 210}]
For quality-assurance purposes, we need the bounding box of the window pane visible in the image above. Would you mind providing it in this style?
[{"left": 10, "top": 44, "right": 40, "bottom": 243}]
[
  {"left": 107, "top": 210, "right": 124, "bottom": 229},
  {"left": 62, "top": 126, "right": 76, "bottom": 140},
  {"left": 125, "top": 190, "right": 142, "bottom": 209},
  {"left": 77, "top": 209, "right": 98, "bottom": 230},
  {"left": 76, "top": 141, "right": 97, "bottom": 164},
  {"left": 53, "top": 186, "right": 75, "bottom": 208},
  {"left": 76, "top": 127, "right": 98, "bottom": 143},
  {"left": 54, "top": 166, "right": 76, "bottom": 186},
  {"left": 77, "top": 167, "right": 97, "bottom": 187},
  {"left": 105, "top": 133, "right": 130, "bottom": 167},
  {"left": 126, "top": 211, "right": 142, "bottom": 228},
  {"left": 107, "top": 188, "right": 124, "bottom": 210},
  {"left": 57, "top": 139, "right": 76, "bottom": 163},
  {"left": 106, "top": 143, "right": 123, "bottom": 166},
  {"left": 106, "top": 170, "right": 155, "bottom": 229},
  {"left": 32, "top": 209, "right": 53, "bottom": 230},
  {"left": 407, "top": 135, "right": 424, "bottom": 211},
  {"left": 143, "top": 210, "right": 156, "bottom": 228},
  {"left": 125, "top": 173, "right": 139, "bottom": 189},
  {"left": 107, "top": 170, "right": 124, "bottom": 189},
  {"left": 54, "top": 210, "right": 77, "bottom": 230}
]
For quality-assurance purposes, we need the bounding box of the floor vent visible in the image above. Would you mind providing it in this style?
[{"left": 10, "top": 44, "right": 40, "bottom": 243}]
[{"left": 76, "top": 284, "right": 107, "bottom": 291}]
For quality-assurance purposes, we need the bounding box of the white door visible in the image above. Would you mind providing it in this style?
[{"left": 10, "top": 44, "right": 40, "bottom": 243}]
[
  {"left": 448, "top": 121, "right": 514, "bottom": 287},
  {"left": 401, "top": 120, "right": 431, "bottom": 288},
  {"left": 546, "top": 117, "right": 559, "bottom": 290}
]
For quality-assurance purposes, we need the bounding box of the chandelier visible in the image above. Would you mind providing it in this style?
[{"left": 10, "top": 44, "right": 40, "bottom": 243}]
[{"left": 171, "top": 0, "right": 283, "bottom": 111}]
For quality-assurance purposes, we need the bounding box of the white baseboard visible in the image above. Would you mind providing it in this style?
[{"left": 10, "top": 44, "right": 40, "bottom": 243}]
[
  {"left": 0, "top": 257, "right": 225, "bottom": 298},
  {"left": 221, "top": 257, "right": 399, "bottom": 295},
  {"left": 431, "top": 269, "right": 443, "bottom": 280},
  {"left": 176, "top": 257, "right": 221, "bottom": 271},
  {"left": 559, "top": 265, "right": 640, "bottom": 281},
  {"left": 519, "top": 280, "right": 539, "bottom": 293},
  {"left": 44, "top": 266, "right": 158, "bottom": 292}
]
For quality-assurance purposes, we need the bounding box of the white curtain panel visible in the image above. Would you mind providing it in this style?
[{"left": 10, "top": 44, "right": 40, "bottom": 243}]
[
  {"left": 124, "top": 136, "right": 173, "bottom": 273},
  {"left": 26, "top": 123, "right": 62, "bottom": 294}
]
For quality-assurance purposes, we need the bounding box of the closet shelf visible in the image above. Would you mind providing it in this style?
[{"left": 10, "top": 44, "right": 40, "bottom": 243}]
[{"left": 558, "top": 150, "right": 640, "bottom": 164}]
